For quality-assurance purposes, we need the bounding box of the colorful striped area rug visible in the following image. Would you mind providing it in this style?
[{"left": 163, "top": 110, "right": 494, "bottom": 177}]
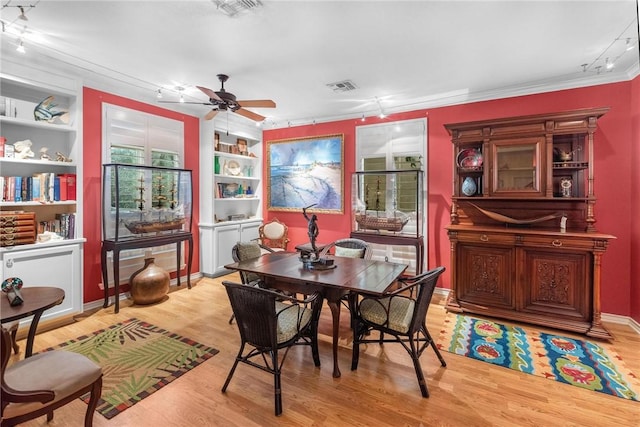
[
  {"left": 42, "top": 318, "right": 219, "bottom": 418},
  {"left": 437, "top": 314, "right": 639, "bottom": 401}
]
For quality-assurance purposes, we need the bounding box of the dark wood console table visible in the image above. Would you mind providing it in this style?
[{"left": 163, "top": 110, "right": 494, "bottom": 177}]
[
  {"left": 101, "top": 231, "right": 193, "bottom": 313},
  {"left": 350, "top": 232, "right": 424, "bottom": 275}
]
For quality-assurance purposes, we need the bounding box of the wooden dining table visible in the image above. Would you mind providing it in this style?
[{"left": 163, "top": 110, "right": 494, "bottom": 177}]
[
  {"left": 225, "top": 251, "right": 408, "bottom": 378},
  {"left": 1, "top": 286, "right": 65, "bottom": 357}
]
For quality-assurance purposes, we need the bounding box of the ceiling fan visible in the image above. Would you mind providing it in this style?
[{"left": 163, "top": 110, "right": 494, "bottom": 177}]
[{"left": 159, "top": 74, "right": 276, "bottom": 122}]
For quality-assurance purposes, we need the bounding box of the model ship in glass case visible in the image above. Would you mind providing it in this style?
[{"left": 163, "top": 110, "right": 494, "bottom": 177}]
[
  {"left": 102, "top": 164, "right": 193, "bottom": 241},
  {"left": 122, "top": 172, "right": 185, "bottom": 233},
  {"left": 355, "top": 177, "right": 409, "bottom": 232},
  {"left": 352, "top": 169, "right": 424, "bottom": 238}
]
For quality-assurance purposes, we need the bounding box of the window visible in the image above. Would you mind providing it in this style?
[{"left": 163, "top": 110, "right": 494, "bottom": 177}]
[
  {"left": 355, "top": 118, "right": 427, "bottom": 274},
  {"left": 102, "top": 104, "right": 184, "bottom": 287}
]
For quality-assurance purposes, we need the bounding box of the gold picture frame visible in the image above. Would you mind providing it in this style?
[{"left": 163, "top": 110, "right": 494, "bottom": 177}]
[{"left": 266, "top": 134, "right": 344, "bottom": 213}]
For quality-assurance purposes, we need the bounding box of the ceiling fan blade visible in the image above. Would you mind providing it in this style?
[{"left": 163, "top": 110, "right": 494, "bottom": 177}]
[
  {"left": 197, "top": 86, "right": 223, "bottom": 102},
  {"left": 158, "top": 101, "right": 214, "bottom": 105},
  {"left": 204, "top": 110, "right": 219, "bottom": 120},
  {"left": 235, "top": 108, "right": 265, "bottom": 122},
  {"left": 237, "top": 99, "right": 276, "bottom": 108}
]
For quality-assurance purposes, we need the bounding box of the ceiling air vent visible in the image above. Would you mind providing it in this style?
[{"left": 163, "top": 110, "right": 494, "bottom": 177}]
[
  {"left": 212, "top": 0, "right": 263, "bottom": 17},
  {"left": 326, "top": 80, "right": 358, "bottom": 93}
]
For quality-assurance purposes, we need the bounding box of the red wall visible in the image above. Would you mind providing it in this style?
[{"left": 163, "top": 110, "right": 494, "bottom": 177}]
[
  {"left": 263, "top": 81, "right": 636, "bottom": 320},
  {"left": 631, "top": 74, "right": 640, "bottom": 320},
  {"left": 82, "top": 87, "right": 200, "bottom": 304}
]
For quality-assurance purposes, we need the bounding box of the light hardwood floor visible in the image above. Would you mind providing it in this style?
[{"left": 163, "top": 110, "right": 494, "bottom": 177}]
[{"left": 6, "top": 274, "right": 640, "bottom": 427}]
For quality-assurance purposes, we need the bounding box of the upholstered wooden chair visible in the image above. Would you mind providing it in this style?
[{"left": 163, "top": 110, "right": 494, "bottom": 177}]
[
  {"left": 221, "top": 281, "right": 323, "bottom": 416},
  {"left": 256, "top": 218, "right": 289, "bottom": 251},
  {"left": 1, "top": 326, "right": 103, "bottom": 427},
  {"left": 351, "top": 266, "right": 446, "bottom": 398}
]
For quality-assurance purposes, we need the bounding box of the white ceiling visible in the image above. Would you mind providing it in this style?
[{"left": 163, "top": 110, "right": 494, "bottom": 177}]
[{"left": 1, "top": 0, "right": 638, "bottom": 128}]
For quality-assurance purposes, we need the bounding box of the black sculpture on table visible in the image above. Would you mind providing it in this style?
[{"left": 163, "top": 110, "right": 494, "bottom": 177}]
[
  {"left": 303, "top": 203, "right": 319, "bottom": 257},
  {"left": 300, "top": 204, "right": 334, "bottom": 270}
]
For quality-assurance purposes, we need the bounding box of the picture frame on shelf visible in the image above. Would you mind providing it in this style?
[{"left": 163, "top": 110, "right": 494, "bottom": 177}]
[
  {"left": 236, "top": 138, "right": 248, "bottom": 155},
  {"left": 266, "top": 134, "right": 344, "bottom": 213}
]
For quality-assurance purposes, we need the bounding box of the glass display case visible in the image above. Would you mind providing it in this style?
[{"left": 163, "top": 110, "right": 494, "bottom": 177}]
[
  {"left": 101, "top": 163, "right": 194, "bottom": 314},
  {"left": 351, "top": 169, "right": 424, "bottom": 238},
  {"left": 102, "top": 163, "right": 192, "bottom": 242}
]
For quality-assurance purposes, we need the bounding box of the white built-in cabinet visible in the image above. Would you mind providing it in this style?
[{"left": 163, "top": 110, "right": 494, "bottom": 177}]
[
  {"left": 0, "top": 62, "right": 84, "bottom": 322},
  {"left": 199, "top": 114, "right": 263, "bottom": 277}
]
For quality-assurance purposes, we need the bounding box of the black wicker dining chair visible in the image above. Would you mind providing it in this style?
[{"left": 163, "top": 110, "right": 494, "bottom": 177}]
[
  {"left": 228, "top": 241, "right": 274, "bottom": 324},
  {"left": 351, "top": 266, "right": 446, "bottom": 398},
  {"left": 221, "top": 280, "right": 323, "bottom": 416},
  {"left": 318, "top": 237, "right": 373, "bottom": 260}
]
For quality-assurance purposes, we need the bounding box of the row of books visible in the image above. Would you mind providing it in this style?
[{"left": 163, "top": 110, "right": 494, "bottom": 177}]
[
  {"left": 0, "top": 173, "right": 77, "bottom": 203},
  {"left": 39, "top": 213, "right": 76, "bottom": 240}
]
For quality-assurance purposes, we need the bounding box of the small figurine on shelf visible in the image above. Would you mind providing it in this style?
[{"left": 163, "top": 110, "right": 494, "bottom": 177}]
[
  {"left": 55, "top": 151, "right": 72, "bottom": 162},
  {"left": 39, "top": 147, "right": 52, "bottom": 160},
  {"left": 34, "top": 96, "right": 70, "bottom": 124},
  {"left": 13, "top": 139, "right": 34, "bottom": 159}
]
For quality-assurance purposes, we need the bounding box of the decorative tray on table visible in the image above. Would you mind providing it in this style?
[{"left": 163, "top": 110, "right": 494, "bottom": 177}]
[{"left": 299, "top": 256, "right": 336, "bottom": 270}]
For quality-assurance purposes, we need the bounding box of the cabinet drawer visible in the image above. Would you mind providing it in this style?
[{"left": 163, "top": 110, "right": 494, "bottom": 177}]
[
  {"left": 455, "top": 231, "right": 515, "bottom": 245},
  {"left": 520, "top": 235, "right": 595, "bottom": 250}
]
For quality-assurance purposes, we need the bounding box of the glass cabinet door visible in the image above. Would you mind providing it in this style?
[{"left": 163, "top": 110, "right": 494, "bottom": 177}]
[{"left": 491, "top": 138, "right": 543, "bottom": 195}]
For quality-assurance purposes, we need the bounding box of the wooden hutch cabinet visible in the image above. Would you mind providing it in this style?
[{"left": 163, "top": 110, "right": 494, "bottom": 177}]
[{"left": 444, "top": 108, "right": 615, "bottom": 340}]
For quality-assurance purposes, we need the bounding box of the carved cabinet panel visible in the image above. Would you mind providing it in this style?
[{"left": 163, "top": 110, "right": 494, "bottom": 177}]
[
  {"left": 521, "top": 249, "right": 589, "bottom": 321},
  {"left": 457, "top": 243, "right": 514, "bottom": 310}
]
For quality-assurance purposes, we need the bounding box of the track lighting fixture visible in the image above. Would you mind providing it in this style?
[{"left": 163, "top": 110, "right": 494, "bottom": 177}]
[
  {"left": 361, "top": 114, "right": 365, "bottom": 122},
  {"left": 581, "top": 17, "right": 637, "bottom": 75},
  {"left": 179, "top": 93, "right": 184, "bottom": 103},
  {"left": 605, "top": 58, "right": 614, "bottom": 70},
  {"left": 1, "top": 4, "right": 35, "bottom": 21},
  {"left": 16, "top": 39, "right": 25, "bottom": 53},
  {"left": 625, "top": 38, "right": 634, "bottom": 51},
  {"left": 156, "top": 88, "right": 162, "bottom": 99}
]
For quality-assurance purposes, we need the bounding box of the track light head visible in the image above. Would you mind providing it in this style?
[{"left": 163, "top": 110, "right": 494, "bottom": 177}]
[{"left": 18, "top": 6, "right": 28, "bottom": 21}]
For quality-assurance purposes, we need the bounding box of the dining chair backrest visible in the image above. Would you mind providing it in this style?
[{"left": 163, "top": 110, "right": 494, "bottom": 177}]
[
  {"left": 257, "top": 218, "right": 289, "bottom": 251},
  {"left": 319, "top": 238, "right": 372, "bottom": 260},
  {"left": 231, "top": 241, "right": 273, "bottom": 284}
]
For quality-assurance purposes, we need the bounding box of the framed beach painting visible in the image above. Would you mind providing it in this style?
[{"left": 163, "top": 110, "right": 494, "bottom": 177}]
[{"left": 266, "top": 134, "right": 344, "bottom": 213}]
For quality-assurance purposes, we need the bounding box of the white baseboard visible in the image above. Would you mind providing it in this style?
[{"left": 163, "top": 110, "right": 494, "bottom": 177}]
[
  {"left": 83, "top": 272, "right": 203, "bottom": 312},
  {"left": 433, "top": 287, "right": 640, "bottom": 336}
]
